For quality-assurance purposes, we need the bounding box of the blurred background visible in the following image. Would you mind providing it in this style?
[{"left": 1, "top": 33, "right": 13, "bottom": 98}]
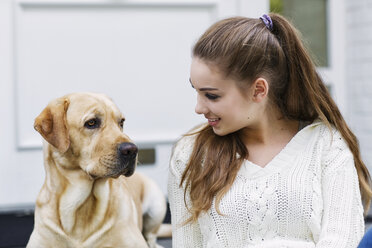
[{"left": 0, "top": 0, "right": 371, "bottom": 247}]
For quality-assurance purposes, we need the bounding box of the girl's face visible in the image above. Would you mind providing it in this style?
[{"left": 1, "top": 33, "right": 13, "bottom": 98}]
[{"left": 190, "top": 58, "right": 265, "bottom": 136}]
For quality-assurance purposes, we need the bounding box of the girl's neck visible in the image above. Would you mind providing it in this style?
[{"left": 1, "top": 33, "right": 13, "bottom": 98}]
[{"left": 239, "top": 116, "right": 299, "bottom": 146}]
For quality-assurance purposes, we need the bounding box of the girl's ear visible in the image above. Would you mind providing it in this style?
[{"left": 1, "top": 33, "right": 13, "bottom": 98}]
[{"left": 251, "top": 77, "right": 269, "bottom": 102}]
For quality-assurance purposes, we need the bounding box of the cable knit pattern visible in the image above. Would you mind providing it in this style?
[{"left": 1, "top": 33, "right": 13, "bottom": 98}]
[{"left": 168, "top": 120, "right": 365, "bottom": 248}]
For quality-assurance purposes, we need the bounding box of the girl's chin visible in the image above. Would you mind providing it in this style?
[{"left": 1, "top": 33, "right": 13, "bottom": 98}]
[
  {"left": 212, "top": 126, "right": 241, "bottom": 136},
  {"left": 212, "top": 127, "right": 229, "bottom": 136}
]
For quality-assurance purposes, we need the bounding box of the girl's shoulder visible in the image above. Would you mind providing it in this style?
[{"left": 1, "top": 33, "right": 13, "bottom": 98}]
[
  {"left": 169, "top": 124, "right": 207, "bottom": 176},
  {"left": 311, "top": 120, "right": 349, "bottom": 149},
  {"left": 297, "top": 119, "right": 351, "bottom": 161},
  {"left": 308, "top": 119, "right": 353, "bottom": 162},
  {"left": 304, "top": 119, "right": 343, "bottom": 143},
  {"left": 172, "top": 123, "right": 207, "bottom": 157},
  {"left": 172, "top": 133, "right": 198, "bottom": 163}
]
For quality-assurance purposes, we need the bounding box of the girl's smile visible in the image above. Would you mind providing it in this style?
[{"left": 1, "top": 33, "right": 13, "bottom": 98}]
[{"left": 206, "top": 117, "right": 221, "bottom": 127}]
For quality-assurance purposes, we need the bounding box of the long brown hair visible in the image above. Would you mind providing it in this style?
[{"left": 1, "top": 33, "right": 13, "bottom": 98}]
[{"left": 180, "top": 13, "right": 372, "bottom": 223}]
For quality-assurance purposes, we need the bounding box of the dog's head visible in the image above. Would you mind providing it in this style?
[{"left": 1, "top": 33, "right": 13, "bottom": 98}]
[{"left": 34, "top": 93, "right": 138, "bottom": 179}]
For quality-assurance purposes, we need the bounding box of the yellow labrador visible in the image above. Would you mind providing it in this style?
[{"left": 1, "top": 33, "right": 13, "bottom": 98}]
[{"left": 27, "top": 92, "right": 167, "bottom": 248}]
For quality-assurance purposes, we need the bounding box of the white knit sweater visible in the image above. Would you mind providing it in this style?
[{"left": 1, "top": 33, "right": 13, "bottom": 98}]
[{"left": 168, "top": 120, "right": 365, "bottom": 248}]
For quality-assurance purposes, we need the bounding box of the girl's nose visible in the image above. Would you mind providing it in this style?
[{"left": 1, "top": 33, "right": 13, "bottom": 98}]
[{"left": 195, "top": 95, "right": 207, "bottom": 115}]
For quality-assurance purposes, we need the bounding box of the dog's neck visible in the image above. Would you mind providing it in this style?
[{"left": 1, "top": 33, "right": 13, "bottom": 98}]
[{"left": 43, "top": 145, "right": 111, "bottom": 235}]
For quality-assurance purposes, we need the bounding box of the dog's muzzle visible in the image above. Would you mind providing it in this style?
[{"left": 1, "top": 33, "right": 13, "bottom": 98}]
[{"left": 117, "top": 142, "right": 138, "bottom": 177}]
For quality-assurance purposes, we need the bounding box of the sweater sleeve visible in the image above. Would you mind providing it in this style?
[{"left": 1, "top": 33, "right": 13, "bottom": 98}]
[
  {"left": 316, "top": 129, "right": 365, "bottom": 247},
  {"left": 168, "top": 136, "right": 203, "bottom": 248}
]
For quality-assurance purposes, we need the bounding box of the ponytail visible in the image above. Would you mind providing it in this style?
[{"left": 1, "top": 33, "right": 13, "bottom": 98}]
[{"left": 270, "top": 13, "right": 372, "bottom": 212}]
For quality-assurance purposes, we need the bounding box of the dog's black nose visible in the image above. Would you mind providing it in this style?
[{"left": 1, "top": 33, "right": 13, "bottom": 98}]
[
  {"left": 117, "top": 142, "right": 138, "bottom": 177},
  {"left": 118, "top": 142, "right": 138, "bottom": 157}
]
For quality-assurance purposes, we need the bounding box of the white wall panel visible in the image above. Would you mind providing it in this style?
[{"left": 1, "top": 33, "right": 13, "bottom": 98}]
[
  {"left": 15, "top": 1, "right": 215, "bottom": 149},
  {"left": 0, "top": 0, "right": 268, "bottom": 209}
]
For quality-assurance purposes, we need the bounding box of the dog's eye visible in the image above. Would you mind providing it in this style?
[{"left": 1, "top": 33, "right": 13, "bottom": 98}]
[
  {"left": 119, "top": 118, "right": 125, "bottom": 128},
  {"left": 84, "top": 118, "right": 101, "bottom": 129}
]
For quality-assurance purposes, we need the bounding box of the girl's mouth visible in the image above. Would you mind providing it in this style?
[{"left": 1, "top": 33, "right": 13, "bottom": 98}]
[{"left": 207, "top": 118, "right": 220, "bottom": 126}]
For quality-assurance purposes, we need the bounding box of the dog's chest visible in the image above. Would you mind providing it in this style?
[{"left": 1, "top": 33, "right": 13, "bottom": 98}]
[{"left": 63, "top": 182, "right": 144, "bottom": 247}]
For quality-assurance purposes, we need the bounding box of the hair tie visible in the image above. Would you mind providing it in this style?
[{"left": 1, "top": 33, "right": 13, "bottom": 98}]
[{"left": 259, "top": 14, "right": 273, "bottom": 31}]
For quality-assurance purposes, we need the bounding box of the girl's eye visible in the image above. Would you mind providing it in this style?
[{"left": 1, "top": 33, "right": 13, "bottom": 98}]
[
  {"left": 84, "top": 118, "right": 101, "bottom": 129},
  {"left": 205, "top": 93, "right": 220, "bottom": 100}
]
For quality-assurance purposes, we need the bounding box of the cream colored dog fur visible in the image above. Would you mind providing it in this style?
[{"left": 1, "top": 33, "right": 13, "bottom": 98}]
[{"left": 27, "top": 93, "right": 167, "bottom": 248}]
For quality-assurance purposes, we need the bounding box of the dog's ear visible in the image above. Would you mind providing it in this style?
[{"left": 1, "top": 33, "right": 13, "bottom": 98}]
[{"left": 34, "top": 98, "right": 70, "bottom": 153}]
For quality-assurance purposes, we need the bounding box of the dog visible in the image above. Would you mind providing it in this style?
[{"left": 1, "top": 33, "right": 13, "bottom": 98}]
[{"left": 27, "top": 92, "right": 168, "bottom": 248}]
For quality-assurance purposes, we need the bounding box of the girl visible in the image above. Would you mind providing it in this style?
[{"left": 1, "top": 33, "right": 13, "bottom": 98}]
[{"left": 168, "top": 13, "right": 372, "bottom": 247}]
